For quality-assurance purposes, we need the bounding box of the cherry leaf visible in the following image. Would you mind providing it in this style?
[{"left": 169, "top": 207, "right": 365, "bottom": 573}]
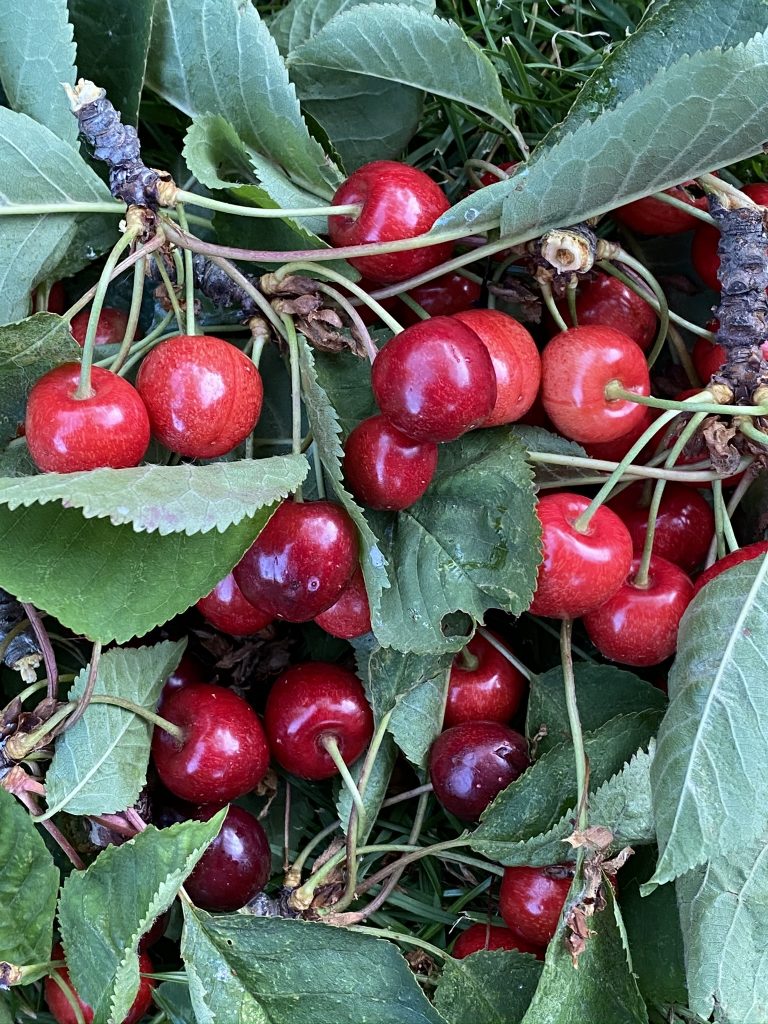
[{"left": 435, "top": 950, "right": 542, "bottom": 1024}]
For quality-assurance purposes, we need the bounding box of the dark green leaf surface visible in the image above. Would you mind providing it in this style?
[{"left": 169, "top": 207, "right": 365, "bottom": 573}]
[
  {"left": 510, "top": 426, "right": 592, "bottom": 488},
  {"left": 275, "top": 0, "right": 435, "bottom": 53},
  {"left": 313, "top": 348, "right": 377, "bottom": 437},
  {"left": 388, "top": 661, "right": 450, "bottom": 767},
  {"left": 336, "top": 733, "right": 396, "bottom": 843},
  {"left": 435, "top": 950, "right": 542, "bottom": 1024},
  {"left": 181, "top": 907, "right": 262, "bottom": 1024},
  {"left": 153, "top": 982, "right": 197, "bottom": 1024}
]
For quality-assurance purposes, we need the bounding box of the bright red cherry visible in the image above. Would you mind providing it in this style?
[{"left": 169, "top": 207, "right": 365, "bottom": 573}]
[
  {"left": 693, "top": 540, "right": 768, "bottom": 597},
  {"left": 452, "top": 309, "right": 541, "bottom": 425},
  {"left": 583, "top": 406, "right": 659, "bottom": 463},
  {"left": 468, "top": 160, "right": 518, "bottom": 192},
  {"left": 314, "top": 567, "right": 372, "bottom": 639},
  {"left": 583, "top": 555, "right": 693, "bottom": 666},
  {"left": 541, "top": 326, "right": 651, "bottom": 443},
  {"left": 184, "top": 804, "right": 271, "bottom": 911},
  {"left": 452, "top": 923, "right": 543, "bottom": 960},
  {"left": 692, "top": 336, "right": 725, "bottom": 381},
  {"left": 151, "top": 683, "right": 270, "bottom": 803},
  {"left": 444, "top": 632, "right": 526, "bottom": 729},
  {"left": 328, "top": 160, "right": 452, "bottom": 284},
  {"left": 570, "top": 273, "right": 657, "bottom": 352},
  {"left": 234, "top": 500, "right": 358, "bottom": 622},
  {"left": 196, "top": 572, "right": 272, "bottom": 636},
  {"left": 70, "top": 307, "right": 139, "bottom": 347},
  {"left": 614, "top": 182, "right": 709, "bottom": 235},
  {"left": 499, "top": 866, "right": 573, "bottom": 946},
  {"left": 45, "top": 944, "right": 154, "bottom": 1024},
  {"left": 135, "top": 335, "right": 263, "bottom": 457},
  {"left": 342, "top": 415, "right": 438, "bottom": 510},
  {"left": 429, "top": 721, "right": 530, "bottom": 821},
  {"left": 25, "top": 364, "right": 150, "bottom": 473},
  {"left": 743, "top": 182, "right": 768, "bottom": 205},
  {"left": 400, "top": 273, "right": 482, "bottom": 325},
  {"left": 371, "top": 317, "right": 497, "bottom": 442},
  {"left": 264, "top": 662, "right": 373, "bottom": 780},
  {"left": 529, "top": 493, "right": 633, "bottom": 619},
  {"left": 691, "top": 223, "right": 721, "bottom": 290},
  {"left": 607, "top": 482, "right": 714, "bottom": 572}
]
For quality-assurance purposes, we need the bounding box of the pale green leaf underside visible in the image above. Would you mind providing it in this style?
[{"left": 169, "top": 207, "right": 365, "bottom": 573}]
[{"left": 281, "top": 0, "right": 436, "bottom": 54}]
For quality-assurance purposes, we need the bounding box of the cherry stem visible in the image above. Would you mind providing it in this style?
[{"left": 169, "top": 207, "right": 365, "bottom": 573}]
[
  {"left": 172, "top": 189, "right": 360, "bottom": 221},
  {"left": 56, "top": 641, "right": 102, "bottom": 736},
  {"left": 346, "top": 925, "right": 451, "bottom": 963},
  {"left": 366, "top": 237, "right": 515, "bottom": 300},
  {"left": 528, "top": 615, "right": 597, "bottom": 663},
  {"left": 737, "top": 416, "right": 768, "bottom": 449},
  {"left": 176, "top": 205, "right": 197, "bottom": 336},
  {"left": 458, "top": 645, "right": 480, "bottom": 671},
  {"left": 311, "top": 444, "right": 327, "bottom": 499},
  {"left": 311, "top": 280, "right": 378, "bottom": 363},
  {"left": 604, "top": 383, "right": 768, "bottom": 418},
  {"left": 566, "top": 281, "right": 579, "bottom": 327},
  {"left": 380, "top": 782, "right": 434, "bottom": 809},
  {"left": 63, "top": 235, "right": 165, "bottom": 324},
  {"left": 152, "top": 254, "right": 185, "bottom": 333},
  {"left": 111, "top": 256, "right": 147, "bottom": 373},
  {"left": 111, "top": 312, "right": 176, "bottom": 376},
  {"left": 89, "top": 813, "right": 137, "bottom": 838},
  {"left": 19, "top": 604, "right": 57, "bottom": 700},
  {"left": 85, "top": 695, "right": 185, "bottom": 742},
  {"left": 0, "top": 200, "right": 122, "bottom": 217},
  {"left": 321, "top": 735, "right": 367, "bottom": 828},
  {"left": 125, "top": 807, "right": 148, "bottom": 832},
  {"left": 245, "top": 327, "right": 271, "bottom": 461},
  {"left": 665, "top": 323, "right": 701, "bottom": 387},
  {"left": 204, "top": 254, "right": 286, "bottom": 337},
  {"left": 15, "top": 788, "right": 85, "bottom": 868},
  {"left": 48, "top": 966, "right": 87, "bottom": 1024},
  {"left": 5, "top": 702, "right": 80, "bottom": 761},
  {"left": 539, "top": 279, "right": 568, "bottom": 332},
  {"left": 561, "top": 619, "right": 588, "bottom": 843},
  {"left": 712, "top": 479, "right": 727, "bottom": 560},
  {"left": 476, "top": 627, "right": 533, "bottom": 681},
  {"left": 398, "top": 293, "right": 429, "bottom": 321},
  {"left": 608, "top": 249, "right": 669, "bottom": 368},
  {"left": 283, "top": 780, "right": 292, "bottom": 873},
  {"left": 285, "top": 820, "right": 340, "bottom": 886},
  {"left": 704, "top": 467, "right": 755, "bottom": 568},
  {"left": 281, "top": 316, "right": 304, "bottom": 502},
  {"left": 653, "top": 190, "right": 717, "bottom": 226},
  {"left": 718, "top": 486, "right": 740, "bottom": 554}
]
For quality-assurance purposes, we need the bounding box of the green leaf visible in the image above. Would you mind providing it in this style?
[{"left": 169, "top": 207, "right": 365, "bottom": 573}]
[
  {"left": 181, "top": 907, "right": 262, "bottom": 1024},
  {"left": 511, "top": 426, "right": 592, "bottom": 488},
  {"left": 278, "top": 0, "right": 435, "bottom": 53},
  {"left": 180, "top": 909, "right": 447, "bottom": 1024},
  {"left": 435, "top": 950, "right": 542, "bottom": 1024},
  {"left": 59, "top": 813, "right": 224, "bottom": 1024},
  {"left": 0, "top": 502, "right": 269, "bottom": 643},
  {"left": 153, "top": 982, "right": 196, "bottom": 1024},
  {"left": 313, "top": 348, "right": 377, "bottom": 437},
  {"left": 336, "top": 733, "right": 396, "bottom": 843},
  {"left": 0, "top": 0, "right": 77, "bottom": 146},
  {"left": 45, "top": 640, "right": 186, "bottom": 817},
  {"left": 649, "top": 556, "right": 768, "bottom": 888},
  {"left": 0, "top": 788, "right": 59, "bottom": 966},
  {"left": 0, "top": 455, "right": 307, "bottom": 535}
]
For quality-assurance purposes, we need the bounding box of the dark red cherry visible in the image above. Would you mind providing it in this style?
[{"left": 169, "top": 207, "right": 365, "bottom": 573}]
[
  {"left": 607, "top": 482, "right": 714, "bottom": 572},
  {"left": 529, "top": 493, "right": 633, "bottom": 619},
  {"left": 342, "top": 415, "right": 438, "bottom": 510},
  {"left": 452, "top": 923, "right": 543, "bottom": 960},
  {"left": 399, "top": 273, "right": 482, "bottom": 325},
  {"left": 234, "top": 500, "right": 359, "bottom": 622},
  {"left": 196, "top": 573, "right": 272, "bottom": 636},
  {"left": 692, "top": 336, "right": 725, "bottom": 382},
  {"left": 743, "top": 182, "right": 768, "bottom": 205},
  {"left": 691, "top": 223, "right": 721, "bottom": 290},
  {"left": 159, "top": 654, "right": 206, "bottom": 707},
  {"left": 139, "top": 910, "right": 171, "bottom": 951},
  {"left": 693, "top": 540, "right": 768, "bottom": 597},
  {"left": 46, "top": 281, "right": 67, "bottom": 315},
  {"left": 70, "top": 307, "right": 139, "bottom": 347},
  {"left": 444, "top": 632, "right": 527, "bottom": 729},
  {"left": 135, "top": 334, "right": 263, "bottom": 457},
  {"left": 151, "top": 683, "right": 270, "bottom": 803},
  {"left": 583, "top": 555, "right": 693, "bottom": 666},
  {"left": 371, "top": 317, "right": 497, "bottom": 442},
  {"left": 46, "top": 945, "right": 154, "bottom": 1024},
  {"left": 499, "top": 866, "right": 573, "bottom": 946},
  {"left": 264, "top": 662, "right": 373, "bottom": 780},
  {"left": 614, "top": 182, "right": 709, "bottom": 235},
  {"left": 429, "top": 721, "right": 530, "bottom": 821},
  {"left": 184, "top": 804, "right": 271, "bottom": 911},
  {"left": 571, "top": 273, "right": 657, "bottom": 352},
  {"left": 25, "top": 364, "right": 150, "bottom": 473},
  {"left": 314, "top": 567, "right": 372, "bottom": 639},
  {"left": 328, "top": 160, "right": 453, "bottom": 284},
  {"left": 583, "top": 406, "right": 660, "bottom": 463}
]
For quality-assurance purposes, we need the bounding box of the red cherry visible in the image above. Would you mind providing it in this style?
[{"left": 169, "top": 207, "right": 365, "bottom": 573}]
[
  {"left": 607, "top": 482, "right": 714, "bottom": 572},
  {"left": 692, "top": 336, "right": 725, "bottom": 381},
  {"left": 499, "top": 866, "right": 573, "bottom": 946},
  {"left": 151, "top": 683, "right": 270, "bottom": 803},
  {"left": 429, "top": 721, "right": 530, "bottom": 821},
  {"left": 70, "top": 307, "right": 140, "bottom": 347},
  {"left": 742, "top": 182, "right": 768, "bottom": 205},
  {"left": 452, "top": 309, "right": 541, "bottom": 425},
  {"left": 159, "top": 653, "right": 207, "bottom": 707},
  {"left": 693, "top": 540, "right": 768, "bottom": 597},
  {"left": 399, "top": 273, "right": 482, "bottom": 325},
  {"left": 47, "top": 282, "right": 67, "bottom": 314},
  {"left": 196, "top": 573, "right": 272, "bottom": 636},
  {"left": 328, "top": 160, "right": 452, "bottom": 285},
  {"left": 583, "top": 406, "right": 659, "bottom": 463},
  {"left": 371, "top": 317, "right": 497, "bottom": 442},
  {"left": 45, "top": 945, "right": 154, "bottom": 1024},
  {"left": 541, "top": 326, "right": 650, "bottom": 443},
  {"left": 138, "top": 910, "right": 170, "bottom": 951},
  {"left": 444, "top": 632, "right": 526, "bottom": 729},
  {"left": 184, "top": 804, "right": 271, "bottom": 911},
  {"left": 342, "top": 415, "right": 438, "bottom": 510},
  {"left": 452, "top": 923, "right": 543, "bottom": 960},
  {"left": 264, "top": 662, "right": 373, "bottom": 780},
  {"left": 614, "top": 182, "right": 709, "bottom": 235},
  {"left": 470, "top": 160, "right": 518, "bottom": 192},
  {"left": 25, "top": 364, "right": 150, "bottom": 473},
  {"left": 583, "top": 555, "right": 693, "bottom": 666},
  {"left": 691, "top": 223, "right": 721, "bottom": 290},
  {"left": 314, "top": 567, "right": 372, "bottom": 639},
  {"left": 135, "top": 335, "right": 263, "bottom": 457},
  {"left": 234, "top": 500, "right": 358, "bottom": 622},
  {"left": 571, "top": 273, "right": 657, "bottom": 352},
  {"left": 529, "top": 493, "right": 633, "bottom": 619}
]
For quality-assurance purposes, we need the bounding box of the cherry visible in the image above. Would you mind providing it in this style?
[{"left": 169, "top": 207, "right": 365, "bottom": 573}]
[
  {"left": 314, "top": 567, "right": 372, "bottom": 639},
  {"left": 138, "top": 910, "right": 170, "bottom": 951},
  {"left": 151, "top": 683, "right": 270, "bottom": 803},
  {"left": 691, "top": 223, "right": 721, "bottom": 290},
  {"left": 135, "top": 335, "right": 263, "bottom": 457},
  {"left": 159, "top": 653, "right": 206, "bottom": 706},
  {"left": 371, "top": 317, "right": 497, "bottom": 442},
  {"left": 452, "top": 923, "right": 543, "bottom": 960},
  {"left": 693, "top": 540, "right": 768, "bottom": 597},
  {"left": 529, "top": 493, "right": 633, "bottom": 619},
  {"left": 583, "top": 406, "right": 659, "bottom": 463},
  {"left": 342, "top": 415, "right": 438, "bottom": 510},
  {"left": 613, "top": 182, "right": 709, "bottom": 235},
  {"left": 452, "top": 309, "right": 541, "bottom": 425},
  {"left": 47, "top": 282, "right": 67, "bottom": 314},
  {"left": 743, "top": 182, "right": 768, "bottom": 205},
  {"left": 25, "top": 364, "right": 150, "bottom": 473},
  {"left": 607, "top": 482, "right": 714, "bottom": 572},
  {"left": 499, "top": 866, "right": 573, "bottom": 946},
  {"left": 583, "top": 555, "right": 693, "bottom": 666},
  {"left": 234, "top": 500, "right": 358, "bottom": 622},
  {"left": 400, "top": 273, "right": 482, "bottom": 325},
  {"left": 45, "top": 944, "right": 154, "bottom": 1024},
  {"left": 692, "top": 336, "right": 725, "bottom": 382},
  {"left": 444, "top": 632, "right": 527, "bottom": 729},
  {"left": 429, "top": 721, "right": 530, "bottom": 821},
  {"left": 196, "top": 572, "right": 272, "bottom": 636},
  {"left": 70, "top": 307, "right": 139, "bottom": 347},
  {"left": 264, "top": 662, "right": 373, "bottom": 780},
  {"left": 567, "top": 273, "right": 657, "bottom": 352},
  {"left": 184, "top": 804, "right": 271, "bottom": 911},
  {"left": 328, "top": 160, "right": 453, "bottom": 284},
  {"left": 468, "top": 160, "right": 518, "bottom": 192},
  {"left": 541, "top": 326, "right": 650, "bottom": 443}
]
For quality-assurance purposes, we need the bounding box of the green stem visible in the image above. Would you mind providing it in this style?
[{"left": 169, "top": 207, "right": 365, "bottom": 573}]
[
  {"left": 605, "top": 383, "right": 768, "bottom": 418},
  {"left": 322, "top": 735, "right": 366, "bottom": 827},
  {"left": 174, "top": 188, "right": 360, "bottom": 221},
  {"left": 282, "top": 317, "right": 304, "bottom": 483},
  {"left": 111, "top": 312, "right": 175, "bottom": 375},
  {"left": 540, "top": 279, "right": 568, "bottom": 332},
  {"left": 152, "top": 255, "right": 185, "bottom": 333},
  {"left": 609, "top": 250, "right": 669, "bottom": 368},
  {"left": 529, "top": 449, "right": 738, "bottom": 484},
  {"left": 712, "top": 478, "right": 726, "bottom": 560},
  {"left": 718, "top": 485, "right": 740, "bottom": 553},
  {"left": 64, "top": 235, "right": 165, "bottom": 323},
  {"left": 346, "top": 926, "right": 451, "bottom": 962},
  {"left": 286, "top": 820, "right": 340, "bottom": 885},
  {"left": 87, "top": 695, "right": 184, "bottom": 741},
  {"left": 653, "top": 191, "right": 717, "bottom": 226},
  {"left": 666, "top": 323, "right": 701, "bottom": 387},
  {"left": 204, "top": 254, "right": 286, "bottom": 336},
  {"left": 566, "top": 281, "right": 579, "bottom": 327},
  {"left": 1, "top": 201, "right": 123, "bottom": 216},
  {"left": 561, "top": 619, "right": 588, "bottom": 840},
  {"left": 398, "top": 293, "right": 429, "bottom": 322},
  {"left": 737, "top": 417, "right": 768, "bottom": 449},
  {"left": 49, "top": 968, "right": 87, "bottom": 1024},
  {"left": 176, "top": 205, "right": 197, "bottom": 336},
  {"left": 112, "top": 256, "right": 146, "bottom": 373},
  {"left": 476, "top": 627, "right": 533, "bottom": 681},
  {"left": 459, "top": 646, "right": 480, "bottom": 671}
]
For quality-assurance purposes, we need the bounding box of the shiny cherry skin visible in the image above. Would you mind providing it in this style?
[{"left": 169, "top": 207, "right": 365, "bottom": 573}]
[
  {"left": 607, "top": 482, "right": 714, "bottom": 572},
  {"left": 583, "top": 406, "right": 659, "bottom": 463},
  {"left": 691, "top": 223, "right": 721, "bottom": 290},
  {"left": 26, "top": 364, "right": 150, "bottom": 473},
  {"left": 371, "top": 317, "right": 497, "bottom": 442},
  {"left": 196, "top": 572, "right": 272, "bottom": 636},
  {"left": 529, "top": 493, "right": 633, "bottom": 619},
  {"left": 151, "top": 683, "right": 270, "bottom": 803},
  {"left": 693, "top": 540, "right": 768, "bottom": 597},
  {"left": 46, "top": 281, "right": 67, "bottom": 314},
  {"left": 314, "top": 567, "right": 372, "bottom": 639},
  {"left": 264, "top": 662, "right": 374, "bottom": 780},
  {"left": 692, "top": 336, "right": 725, "bottom": 381},
  {"left": 429, "top": 721, "right": 530, "bottom": 821},
  {"left": 234, "top": 500, "right": 358, "bottom": 622},
  {"left": 541, "top": 326, "right": 650, "bottom": 443},
  {"left": 342, "top": 415, "right": 438, "bottom": 510},
  {"left": 184, "top": 804, "right": 271, "bottom": 911},
  {"left": 584, "top": 555, "right": 693, "bottom": 666},
  {"left": 444, "top": 632, "right": 527, "bottom": 729},
  {"left": 135, "top": 334, "right": 263, "bottom": 457},
  {"left": 452, "top": 309, "right": 541, "bottom": 425},
  {"left": 399, "top": 273, "right": 482, "bottom": 326},
  {"left": 452, "top": 923, "right": 543, "bottom": 960},
  {"left": 159, "top": 653, "right": 206, "bottom": 706},
  {"left": 499, "top": 866, "right": 573, "bottom": 946},
  {"left": 70, "top": 307, "right": 137, "bottom": 347},
  {"left": 328, "top": 160, "right": 452, "bottom": 284},
  {"left": 572, "top": 273, "right": 657, "bottom": 352},
  {"left": 46, "top": 944, "right": 155, "bottom": 1024},
  {"left": 614, "top": 182, "right": 709, "bottom": 235}
]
